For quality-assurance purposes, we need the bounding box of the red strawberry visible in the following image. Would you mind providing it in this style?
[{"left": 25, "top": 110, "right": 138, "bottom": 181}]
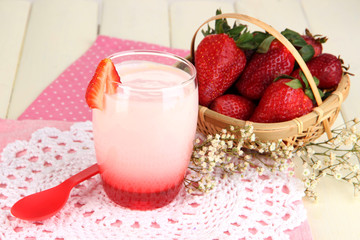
[
  {"left": 209, "top": 94, "right": 255, "bottom": 120},
  {"left": 250, "top": 78, "right": 314, "bottom": 123},
  {"left": 235, "top": 39, "right": 295, "bottom": 100},
  {"left": 301, "top": 29, "right": 327, "bottom": 58},
  {"left": 291, "top": 53, "right": 342, "bottom": 89},
  {"left": 195, "top": 33, "right": 246, "bottom": 106},
  {"left": 86, "top": 58, "right": 121, "bottom": 110}
]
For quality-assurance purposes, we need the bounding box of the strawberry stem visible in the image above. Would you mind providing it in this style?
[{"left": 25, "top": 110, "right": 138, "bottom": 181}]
[{"left": 202, "top": 9, "right": 269, "bottom": 51}]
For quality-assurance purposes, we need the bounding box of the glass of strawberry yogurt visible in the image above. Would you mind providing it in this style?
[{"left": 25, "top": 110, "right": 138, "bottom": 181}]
[{"left": 92, "top": 50, "right": 198, "bottom": 210}]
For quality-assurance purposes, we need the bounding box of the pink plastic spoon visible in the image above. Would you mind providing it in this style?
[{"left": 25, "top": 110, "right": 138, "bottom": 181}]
[{"left": 11, "top": 163, "right": 99, "bottom": 221}]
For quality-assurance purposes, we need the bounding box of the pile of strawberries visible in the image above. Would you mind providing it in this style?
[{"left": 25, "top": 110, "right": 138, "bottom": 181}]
[{"left": 195, "top": 11, "right": 345, "bottom": 123}]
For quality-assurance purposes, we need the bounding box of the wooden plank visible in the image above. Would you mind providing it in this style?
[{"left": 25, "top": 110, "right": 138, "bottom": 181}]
[
  {"left": 6, "top": 0, "right": 98, "bottom": 119},
  {"left": 100, "top": 0, "right": 170, "bottom": 47},
  {"left": 301, "top": 0, "right": 360, "bottom": 121},
  {"left": 169, "top": 1, "right": 235, "bottom": 49},
  {"left": 234, "top": 0, "right": 308, "bottom": 32},
  {"left": 0, "top": 0, "right": 31, "bottom": 118}
]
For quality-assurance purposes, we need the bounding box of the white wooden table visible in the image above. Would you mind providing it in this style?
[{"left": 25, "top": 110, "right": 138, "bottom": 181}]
[{"left": 1, "top": 0, "right": 360, "bottom": 239}]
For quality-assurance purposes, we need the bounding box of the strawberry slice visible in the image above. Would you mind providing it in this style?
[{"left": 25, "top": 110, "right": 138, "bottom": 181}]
[{"left": 85, "top": 58, "right": 121, "bottom": 110}]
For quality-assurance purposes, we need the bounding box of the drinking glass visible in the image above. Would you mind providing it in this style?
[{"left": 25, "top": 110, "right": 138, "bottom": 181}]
[{"left": 92, "top": 50, "right": 198, "bottom": 210}]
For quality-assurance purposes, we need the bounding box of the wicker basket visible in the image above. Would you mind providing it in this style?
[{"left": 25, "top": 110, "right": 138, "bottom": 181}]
[{"left": 190, "top": 13, "right": 351, "bottom": 148}]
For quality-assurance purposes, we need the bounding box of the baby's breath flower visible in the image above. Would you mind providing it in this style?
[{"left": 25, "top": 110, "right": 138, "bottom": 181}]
[
  {"left": 250, "top": 133, "right": 256, "bottom": 142},
  {"left": 198, "top": 150, "right": 206, "bottom": 156},
  {"left": 269, "top": 142, "right": 276, "bottom": 152},
  {"left": 351, "top": 125, "right": 357, "bottom": 133},
  {"left": 334, "top": 172, "right": 342, "bottom": 180},
  {"left": 244, "top": 155, "right": 251, "bottom": 161},
  {"left": 257, "top": 167, "right": 265, "bottom": 175},
  {"left": 296, "top": 150, "right": 302, "bottom": 157},
  {"left": 240, "top": 129, "right": 246, "bottom": 137},
  {"left": 319, "top": 172, "right": 326, "bottom": 178},
  {"left": 313, "top": 161, "right": 321, "bottom": 170},
  {"left": 352, "top": 164, "right": 359, "bottom": 172},
  {"left": 303, "top": 168, "right": 311, "bottom": 176},
  {"left": 247, "top": 124, "right": 254, "bottom": 133},
  {"left": 310, "top": 173, "right": 316, "bottom": 180},
  {"left": 309, "top": 179, "right": 318, "bottom": 189},
  {"left": 226, "top": 162, "right": 235, "bottom": 171},
  {"left": 306, "top": 147, "right": 315, "bottom": 156}
]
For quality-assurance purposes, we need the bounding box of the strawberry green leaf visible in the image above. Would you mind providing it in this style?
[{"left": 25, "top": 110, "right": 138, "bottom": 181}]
[
  {"left": 253, "top": 31, "right": 270, "bottom": 44},
  {"left": 215, "top": 19, "right": 225, "bottom": 34},
  {"left": 305, "top": 88, "right": 324, "bottom": 102},
  {"left": 299, "top": 71, "right": 309, "bottom": 88},
  {"left": 273, "top": 74, "right": 295, "bottom": 82},
  {"left": 236, "top": 32, "right": 255, "bottom": 49},
  {"left": 281, "top": 28, "right": 307, "bottom": 47},
  {"left": 215, "top": 9, "right": 225, "bottom": 34},
  {"left": 313, "top": 76, "right": 320, "bottom": 86},
  {"left": 202, "top": 24, "right": 215, "bottom": 36},
  {"left": 257, "top": 36, "right": 275, "bottom": 53},
  {"left": 299, "top": 71, "right": 320, "bottom": 88},
  {"left": 299, "top": 44, "right": 315, "bottom": 62},
  {"left": 214, "top": 9, "right": 232, "bottom": 34},
  {"left": 228, "top": 25, "right": 247, "bottom": 39},
  {"left": 305, "top": 89, "right": 315, "bottom": 101},
  {"left": 285, "top": 79, "right": 303, "bottom": 89}
]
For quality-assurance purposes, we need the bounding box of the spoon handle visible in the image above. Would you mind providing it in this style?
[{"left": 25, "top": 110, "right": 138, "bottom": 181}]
[{"left": 64, "top": 164, "right": 100, "bottom": 187}]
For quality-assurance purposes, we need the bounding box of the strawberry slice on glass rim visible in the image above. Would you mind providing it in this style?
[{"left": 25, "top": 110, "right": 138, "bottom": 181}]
[{"left": 85, "top": 58, "right": 121, "bottom": 110}]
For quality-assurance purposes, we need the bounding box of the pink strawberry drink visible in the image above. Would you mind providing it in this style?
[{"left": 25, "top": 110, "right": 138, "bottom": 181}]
[{"left": 92, "top": 51, "right": 198, "bottom": 210}]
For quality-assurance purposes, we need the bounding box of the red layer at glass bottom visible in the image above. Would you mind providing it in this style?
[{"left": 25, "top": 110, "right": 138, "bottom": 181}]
[{"left": 102, "top": 179, "right": 183, "bottom": 210}]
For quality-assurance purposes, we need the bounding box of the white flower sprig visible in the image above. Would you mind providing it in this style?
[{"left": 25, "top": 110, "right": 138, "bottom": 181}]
[
  {"left": 185, "top": 119, "right": 360, "bottom": 200},
  {"left": 296, "top": 118, "right": 360, "bottom": 201},
  {"left": 185, "top": 124, "right": 294, "bottom": 194}
]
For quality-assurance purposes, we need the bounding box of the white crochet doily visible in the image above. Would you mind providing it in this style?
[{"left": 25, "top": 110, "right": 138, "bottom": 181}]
[{"left": 0, "top": 122, "right": 306, "bottom": 240}]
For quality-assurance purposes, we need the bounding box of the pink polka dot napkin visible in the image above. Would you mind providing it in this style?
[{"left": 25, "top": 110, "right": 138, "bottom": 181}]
[{"left": 19, "top": 36, "right": 190, "bottom": 121}]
